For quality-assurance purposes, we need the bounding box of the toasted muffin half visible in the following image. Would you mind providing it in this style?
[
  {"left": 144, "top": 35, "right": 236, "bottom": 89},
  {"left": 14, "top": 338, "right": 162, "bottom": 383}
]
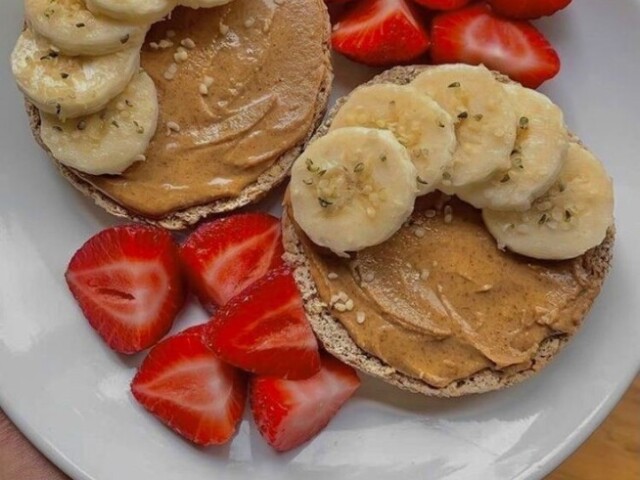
[
  {"left": 282, "top": 65, "right": 615, "bottom": 397},
  {"left": 26, "top": 0, "right": 333, "bottom": 230}
]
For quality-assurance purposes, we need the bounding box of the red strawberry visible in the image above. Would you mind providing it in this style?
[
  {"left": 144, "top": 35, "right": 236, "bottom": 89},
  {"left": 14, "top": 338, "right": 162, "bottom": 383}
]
[
  {"left": 65, "top": 225, "right": 184, "bottom": 354},
  {"left": 180, "top": 213, "right": 284, "bottom": 312},
  {"left": 412, "top": 0, "right": 471, "bottom": 11},
  {"left": 131, "top": 325, "right": 247, "bottom": 446},
  {"left": 488, "top": 0, "right": 572, "bottom": 20},
  {"left": 430, "top": 4, "right": 561, "bottom": 88},
  {"left": 205, "top": 268, "right": 321, "bottom": 380},
  {"left": 332, "top": 0, "right": 430, "bottom": 67},
  {"left": 251, "top": 353, "right": 360, "bottom": 452}
]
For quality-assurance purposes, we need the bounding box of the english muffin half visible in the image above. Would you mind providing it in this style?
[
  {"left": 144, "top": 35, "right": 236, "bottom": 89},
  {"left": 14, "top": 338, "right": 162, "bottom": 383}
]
[
  {"left": 25, "top": 0, "right": 332, "bottom": 230},
  {"left": 282, "top": 65, "right": 615, "bottom": 397}
]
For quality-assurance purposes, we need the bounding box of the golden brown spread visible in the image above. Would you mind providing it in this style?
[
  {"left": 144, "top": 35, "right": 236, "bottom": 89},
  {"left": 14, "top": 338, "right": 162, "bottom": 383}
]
[
  {"left": 292, "top": 195, "right": 598, "bottom": 388},
  {"left": 82, "top": 1, "right": 330, "bottom": 218}
]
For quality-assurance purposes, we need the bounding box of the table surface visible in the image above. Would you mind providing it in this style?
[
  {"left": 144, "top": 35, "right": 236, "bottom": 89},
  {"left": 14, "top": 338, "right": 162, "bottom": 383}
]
[
  {"left": 1, "top": 376, "right": 638, "bottom": 480},
  {"left": 548, "top": 375, "right": 640, "bottom": 480}
]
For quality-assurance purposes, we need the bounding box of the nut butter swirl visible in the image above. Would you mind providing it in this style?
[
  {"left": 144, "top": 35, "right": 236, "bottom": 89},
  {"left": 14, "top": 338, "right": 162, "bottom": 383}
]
[
  {"left": 294, "top": 195, "right": 599, "bottom": 388},
  {"left": 84, "top": 0, "right": 330, "bottom": 217}
]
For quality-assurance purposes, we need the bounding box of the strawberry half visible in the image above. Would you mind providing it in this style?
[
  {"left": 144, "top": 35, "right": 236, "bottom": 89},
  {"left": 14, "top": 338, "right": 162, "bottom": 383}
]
[
  {"left": 131, "top": 325, "right": 247, "bottom": 446},
  {"left": 430, "top": 4, "right": 561, "bottom": 88},
  {"left": 180, "top": 213, "right": 284, "bottom": 312},
  {"left": 332, "top": 0, "right": 430, "bottom": 67},
  {"left": 251, "top": 353, "right": 361, "bottom": 452},
  {"left": 205, "top": 268, "right": 321, "bottom": 380},
  {"left": 412, "top": 0, "right": 471, "bottom": 11},
  {"left": 65, "top": 225, "right": 184, "bottom": 354},
  {"left": 488, "top": 0, "right": 572, "bottom": 20}
]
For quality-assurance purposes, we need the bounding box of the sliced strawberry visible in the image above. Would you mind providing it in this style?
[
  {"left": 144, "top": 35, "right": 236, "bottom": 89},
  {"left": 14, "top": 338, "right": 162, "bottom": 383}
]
[
  {"left": 65, "top": 225, "right": 184, "bottom": 354},
  {"left": 205, "top": 268, "right": 321, "bottom": 380},
  {"left": 332, "top": 0, "right": 430, "bottom": 67},
  {"left": 251, "top": 353, "right": 360, "bottom": 452},
  {"left": 180, "top": 213, "right": 284, "bottom": 312},
  {"left": 488, "top": 0, "right": 572, "bottom": 20},
  {"left": 131, "top": 324, "right": 247, "bottom": 446},
  {"left": 430, "top": 4, "right": 561, "bottom": 88},
  {"left": 412, "top": 0, "right": 471, "bottom": 11}
]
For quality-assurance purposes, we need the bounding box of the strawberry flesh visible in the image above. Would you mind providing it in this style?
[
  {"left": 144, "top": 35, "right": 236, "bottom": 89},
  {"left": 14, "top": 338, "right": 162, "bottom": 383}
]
[
  {"left": 488, "top": 0, "right": 572, "bottom": 20},
  {"left": 205, "top": 268, "right": 321, "bottom": 380},
  {"left": 430, "top": 4, "right": 561, "bottom": 88},
  {"left": 332, "top": 0, "right": 430, "bottom": 67},
  {"left": 180, "top": 213, "right": 284, "bottom": 312},
  {"left": 251, "top": 353, "right": 360, "bottom": 452},
  {"left": 131, "top": 324, "right": 247, "bottom": 446},
  {"left": 65, "top": 225, "right": 184, "bottom": 354},
  {"left": 412, "top": 0, "right": 471, "bottom": 11}
]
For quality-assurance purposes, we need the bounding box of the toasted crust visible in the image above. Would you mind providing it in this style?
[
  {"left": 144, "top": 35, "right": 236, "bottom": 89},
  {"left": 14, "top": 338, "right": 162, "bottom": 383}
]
[
  {"left": 281, "top": 65, "right": 615, "bottom": 397},
  {"left": 24, "top": 1, "right": 333, "bottom": 231}
]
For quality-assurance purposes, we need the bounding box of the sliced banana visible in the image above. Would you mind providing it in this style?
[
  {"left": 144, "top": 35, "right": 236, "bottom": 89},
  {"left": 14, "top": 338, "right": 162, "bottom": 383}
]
[
  {"left": 457, "top": 84, "right": 569, "bottom": 211},
  {"left": 86, "top": 0, "right": 175, "bottom": 24},
  {"left": 180, "top": 0, "right": 233, "bottom": 7},
  {"left": 329, "top": 84, "right": 456, "bottom": 196},
  {"left": 483, "top": 143, "right": 614, "bottom": 260},
  {"left": 11, "top": 29, "right": 140, "bottom": 119},
  {"left": 25, "top": 0, "right": 148, "bottom": 56},
  {"left": 40, "top": 71, "right": 158, "bottom": 175},
  {"left": 411, "top": 64, "right": 517, "bottom": 188},
  {"left": 290, "top": 127, "right": 419, "bottom": 256}
]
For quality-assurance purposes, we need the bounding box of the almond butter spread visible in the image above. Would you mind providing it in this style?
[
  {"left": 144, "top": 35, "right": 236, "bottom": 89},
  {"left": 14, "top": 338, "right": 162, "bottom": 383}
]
[
  {"left": 292, "top": 195, "right": 600, "bottom": 388},
  {"left": 80, "top": 1, "right": 330, "bottom": 218}
]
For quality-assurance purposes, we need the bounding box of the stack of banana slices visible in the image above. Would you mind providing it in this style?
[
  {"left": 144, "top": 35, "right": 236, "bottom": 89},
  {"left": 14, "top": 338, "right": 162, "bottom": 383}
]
[
  {"left": 290, "top": 64, "right": 614, "bottom": 261},
  {"left": 11, "top": 0, "right": 233, "bottom": 175}
]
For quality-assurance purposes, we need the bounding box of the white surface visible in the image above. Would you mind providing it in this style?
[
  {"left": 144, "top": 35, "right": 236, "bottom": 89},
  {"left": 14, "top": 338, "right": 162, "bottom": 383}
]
[{"left": 1, "top": 1, "right": 639, "bottom": 479}]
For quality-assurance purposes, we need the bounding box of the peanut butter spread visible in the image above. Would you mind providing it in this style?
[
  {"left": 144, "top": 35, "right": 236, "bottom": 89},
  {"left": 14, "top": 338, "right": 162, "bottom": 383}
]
[
  {"left": 293, "top": 195, "right": 599, "bottom": 388},
  {"left": 82, "top": 1, "right": 330, "bottom": 218}
]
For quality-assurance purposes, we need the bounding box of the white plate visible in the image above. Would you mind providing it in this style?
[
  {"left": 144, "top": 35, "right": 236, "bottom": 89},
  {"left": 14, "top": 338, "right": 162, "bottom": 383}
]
[{"left": 1, "top": 1, "right": 640, "bottom": 479}]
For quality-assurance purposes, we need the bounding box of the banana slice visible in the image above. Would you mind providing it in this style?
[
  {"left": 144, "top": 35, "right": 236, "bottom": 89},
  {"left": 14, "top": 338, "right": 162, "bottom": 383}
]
[
  {"left": 329, "top": 84, "right": 456, "bottom": 195},
  {"left": 11, "top": 29, "right": 140, "bottom": 119},
  {"left": 290, "top": 127, "right": 419, "bottom": 256},
  {"left": 411, "top": 64, "right": 517, "bottom": 188},
  {"left": 180, "top": 0, "right": 234, "bottom": 7},
  {"left": 457, "top": 84, "right": 569, "bottom": 211},
  {"left": 25, "top": 0, "right": 148, "bottom": 56},
  {"left": 86, "top": 0, "right": 175, "bottom": 24},
  {"left": 40, "top": 71, "right": 158, "bottom": 175},
  {"left": 483, "top": 143, "right": 614, "bottom": 260}
]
